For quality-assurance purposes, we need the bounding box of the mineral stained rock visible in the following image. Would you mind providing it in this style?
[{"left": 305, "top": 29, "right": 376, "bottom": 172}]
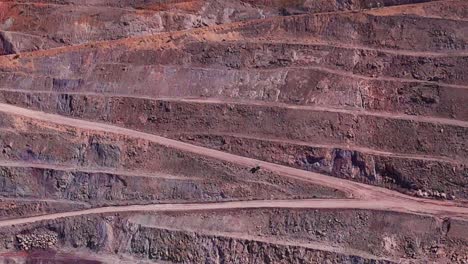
[{"left": 0, "top": 0, "right": 467, "bottom": 263}]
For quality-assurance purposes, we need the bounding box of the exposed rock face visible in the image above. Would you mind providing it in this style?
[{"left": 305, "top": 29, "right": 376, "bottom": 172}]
[
  {"left": 0, "top": 0, "right": 466, "bottom": 263},
  {"left": 0, "top": 209, "right": 467, "bottom": 263},
  {"left": 0, "top": 32, "right": 16, "bottom": 55}
]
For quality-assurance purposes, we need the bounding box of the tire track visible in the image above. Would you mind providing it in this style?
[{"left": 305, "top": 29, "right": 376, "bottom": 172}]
[
  {"left": 1, "top": 102, "right": 467, "bottom": 204},
  {"left": 1, "top": 90, "right": 466, "bottom": 128},
  {"left": 0, "top": 0, "right": 464, "bottom": 61},
  {"left": 0, "top": 199, "right": 467, "bottom": 229},
  {"left": 0, "top": 159, "right": 203, "bottom": 181},
  {"left": 169, "top": 131, "right": 467, "bottom": 165}
]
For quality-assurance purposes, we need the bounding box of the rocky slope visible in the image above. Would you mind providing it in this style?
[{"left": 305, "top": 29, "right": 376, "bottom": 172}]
[{"left": 0, "top": 0, "right": 467, "bottom": 263}]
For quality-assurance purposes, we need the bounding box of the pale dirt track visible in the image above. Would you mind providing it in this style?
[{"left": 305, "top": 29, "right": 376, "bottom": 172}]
[
  {"left": 132, "top": 226, "right": 398, "bottom": 262},
  {"left": 1, "top": 89, "right": 467, "bottom": 128},
  {"left": 0, "top": 102, "right": 467, "bottom": 228},
  {"left": 0, "top": 199, "right": 467, "bottom": 228},
  {"left": 0, "top": 102, "right": 443, "bottom": 199},
  {"left": 0, "top": 1, "right": 466, "bottom": 262},
  {"left": 2, "top": 50, "right": 468, "bottom": 90},
  {"left": 167, "top": 131, "right": 465, "bottom": 164},
  {"left": 0, "top": 0, "right": 466, "bottom": 65},
  {"left": 0, "top": 160, "right": 203, "bottom": 181}
]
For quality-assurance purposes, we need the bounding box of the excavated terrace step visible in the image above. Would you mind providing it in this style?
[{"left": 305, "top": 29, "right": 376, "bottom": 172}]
[
  {"left": 1, "top": 103, "right": 467, "bottom": 200},
  {"left": 1, "top": 109, "right": 467, "bottom": 198},
  {"left": 173, "top": 132, "right": 468, "bottom": 199},
  {"left": 1, "top": 93, "right": 466, "bottom": 160},
  {"left": 0, "top": 160, "right": 346, "bottom": 206},
  {"left": 0, "top": 127, "right": 346, "bottom": 200},
  {"left": 0, "top": 208, "right": 466, "bottom": 263},
  {"left": 0, "top": 0, "right": 464, "bottom": 54},
  {"left": 0, "top": 0, "right": 443, "bottom": 54}
]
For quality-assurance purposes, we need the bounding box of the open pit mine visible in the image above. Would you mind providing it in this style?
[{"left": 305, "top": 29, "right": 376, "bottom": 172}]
[{"left": 0, "top": 0, "right": 467, "bottom": 263}]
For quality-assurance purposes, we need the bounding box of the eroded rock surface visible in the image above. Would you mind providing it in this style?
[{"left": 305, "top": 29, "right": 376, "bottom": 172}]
[{"left": 0, "top": 0, "right": 467, "bottom": 263}]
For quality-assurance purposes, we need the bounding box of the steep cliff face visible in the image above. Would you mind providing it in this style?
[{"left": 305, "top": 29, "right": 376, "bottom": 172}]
[{"left": 0, "top": 0, "right": 467, "bottom": 263}]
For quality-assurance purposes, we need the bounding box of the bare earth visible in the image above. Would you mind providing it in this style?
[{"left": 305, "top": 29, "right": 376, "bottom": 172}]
[{"left": 0, "top": 0, "right": 467, "bottom": 263}]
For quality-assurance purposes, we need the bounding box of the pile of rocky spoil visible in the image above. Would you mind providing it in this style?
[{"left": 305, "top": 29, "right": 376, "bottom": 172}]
[
  {"left": 16, "top": 232, "right": 58, "bottom": 251},
  {"left": 414, "top": 189, "right": 454, "bottom": 200}
]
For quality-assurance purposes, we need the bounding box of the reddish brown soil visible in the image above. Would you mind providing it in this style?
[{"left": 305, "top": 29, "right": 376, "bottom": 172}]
[{"left": 0, "top": 0, "right": 466, "bottom": 263}]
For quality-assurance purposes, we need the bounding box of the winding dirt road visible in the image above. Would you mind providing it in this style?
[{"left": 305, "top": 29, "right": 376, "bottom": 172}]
[
  {"left": 0, "top": 102, "right": 437, "bottom": 199},
  {"left": 0, "top": 102, "right": 467, "bottom": 228},
  {"left": 0, "top": 0, "right": 466, "bottom": 262}
]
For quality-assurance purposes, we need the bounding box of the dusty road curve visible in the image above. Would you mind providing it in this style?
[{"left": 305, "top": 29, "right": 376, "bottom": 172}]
[
  {"left": 1, "top": 102, "right": 466, "bottom": 202},
  {"left": 4, "top": 101, "right": 462, "bottom": 202},
  {"left": 0, "top": 102, "right": 375, "bottom": 199},
  {"left": 0, "top": 102, "right": 467, "bottom": 222}
]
